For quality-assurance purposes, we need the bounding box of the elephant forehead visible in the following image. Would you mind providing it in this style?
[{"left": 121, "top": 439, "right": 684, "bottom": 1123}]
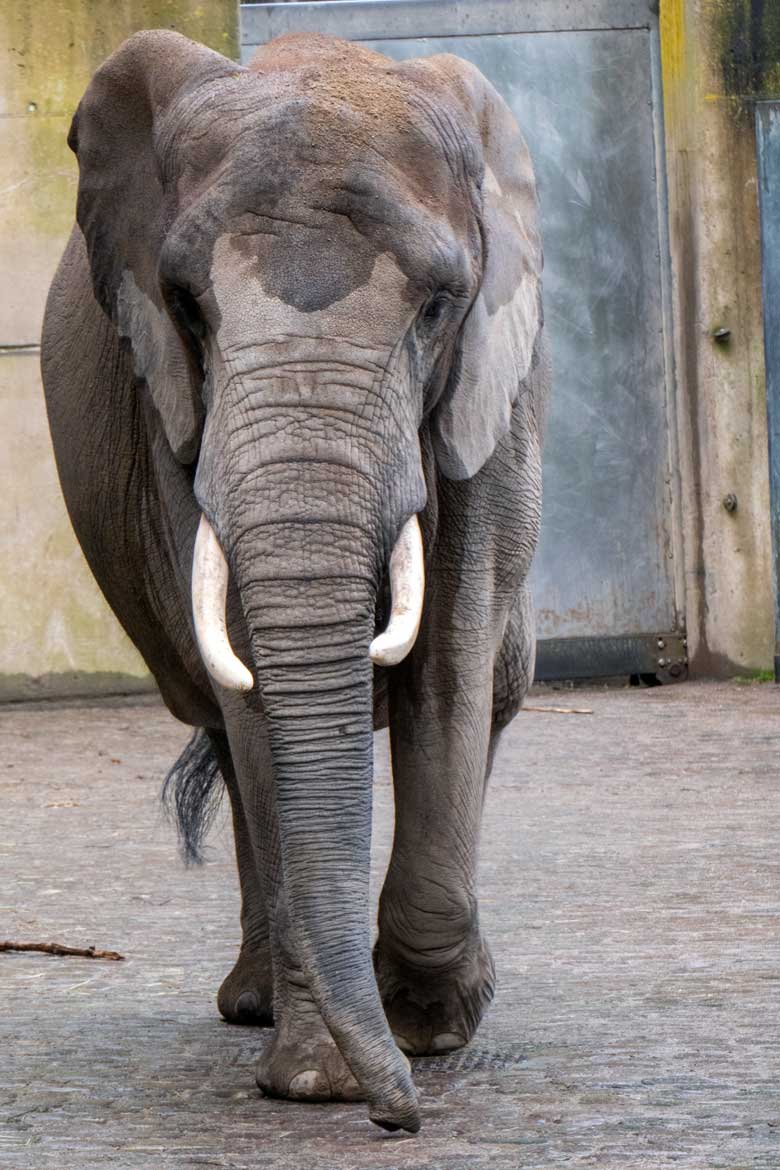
[
  {"left": 172, "top": 72, "right": 459, "bottom": 202},
  {"left": 162, "top": 71, "right": 478, "bottom": 311},
  {"left": 209, "top": 232, "right": 411, "bottom": 343},
  {"left": 168, "top": 68, "right": 476, "bottom": 250},
  {"left": 232, "top": 204, "right": 389, "bottom": 315}
]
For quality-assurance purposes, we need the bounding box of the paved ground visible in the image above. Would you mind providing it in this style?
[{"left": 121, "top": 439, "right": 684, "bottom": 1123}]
[{"left": 1, "top": 680, "right": 778, "bottom": 1169}]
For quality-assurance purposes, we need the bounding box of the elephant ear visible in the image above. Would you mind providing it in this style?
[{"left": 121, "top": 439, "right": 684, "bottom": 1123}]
[
  {"left": 419, "top": 56, "right": 543, "bottom": 480},
  {"left": 68, "top": 30, "right": 236, "bottom": 462}
]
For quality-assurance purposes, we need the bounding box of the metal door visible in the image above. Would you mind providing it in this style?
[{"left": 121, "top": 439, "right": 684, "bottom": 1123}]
[
  {"left": 756, "top": 103, "right": 780, "bottom": 684},
  {"left": 241, "top": 0, "right": 686, "bottom": 680}
]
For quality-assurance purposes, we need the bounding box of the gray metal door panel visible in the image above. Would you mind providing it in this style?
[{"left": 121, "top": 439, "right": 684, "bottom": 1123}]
[
  {"left": 756, "top": 103, "right": 780, "bottom": 682},
  {"left": 241, "top": 2, "right": 682, "bottom": 676}
]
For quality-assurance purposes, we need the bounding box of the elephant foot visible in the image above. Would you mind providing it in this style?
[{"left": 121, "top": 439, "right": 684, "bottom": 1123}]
[
  {"left": 217, "top": 944, "right": 274, "bottom": 1026},
  {"left": 374, "top": 934, "right": 496, "bottom": 1056},
  {"left": 256, "top": 1012, "right": 364, "bottom": 1103}
]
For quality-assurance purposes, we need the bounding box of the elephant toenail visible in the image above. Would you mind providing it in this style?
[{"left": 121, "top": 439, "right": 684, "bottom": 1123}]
[
  {"left": 392, "top": 1032, "right": 415, "bottom": 1054},
  {"left": 235, "top": 991, "right": 259, "bottom": 1017},
  {"left": 288, "top": 1070, "right": 330, "bottom": 1099},
  {"left": 430, "top": 1032, "right": 465, "bottom": 1053}
]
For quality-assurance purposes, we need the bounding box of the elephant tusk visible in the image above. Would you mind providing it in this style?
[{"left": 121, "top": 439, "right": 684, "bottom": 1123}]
[
  {"left": 191, "top": 514, "right": 254, "bottom": 693},
  {"left": 369, "top": 514, "right": 425, "bottom": 667}
]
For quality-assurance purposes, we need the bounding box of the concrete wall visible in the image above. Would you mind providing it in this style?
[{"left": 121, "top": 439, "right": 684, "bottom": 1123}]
[
  {"left": 0, "top": 1, "right": 239, "bottom": 700},
  {"left": 661, "top": 0, "right": 778, "bottom": 674},
  {"left": 1, "top": 0, "right": 776, "bottom": 697}
]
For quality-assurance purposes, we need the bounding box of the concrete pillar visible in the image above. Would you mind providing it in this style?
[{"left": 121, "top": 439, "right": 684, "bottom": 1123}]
[
  {"left": 660, "top": 0, "right": 778, "bottom": 674},
  {"left": 0, "top": 2, "right": 239, "bottom": 700}
]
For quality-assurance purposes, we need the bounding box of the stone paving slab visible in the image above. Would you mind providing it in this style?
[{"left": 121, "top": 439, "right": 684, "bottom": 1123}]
[{"left": 0, "top": 681, "right": 778, "bottom": 1169}]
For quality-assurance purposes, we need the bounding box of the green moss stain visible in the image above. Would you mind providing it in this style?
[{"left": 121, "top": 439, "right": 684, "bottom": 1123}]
[
  {"left": 755, "top": 372, "right": 766, "bottom": 417},
  {"left": 732, "top": 668, "right": 775, "bottom": 683},
  {"left": 714, "top": 0, "right": 780, "bottom": 111},
  {"left": 0, "top": 672, "right": 156, "bottom": 702}
]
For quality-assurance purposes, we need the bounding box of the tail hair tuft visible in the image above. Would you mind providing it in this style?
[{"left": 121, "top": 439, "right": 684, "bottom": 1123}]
[{"left": 162, "top": 728, "right": 224, "bottom": 865}]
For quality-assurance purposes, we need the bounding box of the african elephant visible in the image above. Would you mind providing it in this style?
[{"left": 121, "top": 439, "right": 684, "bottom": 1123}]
[{"left": 41, "top": 30, "right": 547, "bottom": 1133}]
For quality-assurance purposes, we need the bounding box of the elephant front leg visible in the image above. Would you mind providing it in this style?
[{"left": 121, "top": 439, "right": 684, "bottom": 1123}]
[
  {"left": 375, "top": 661, "right": 498, "bottom": 1056},
  {"left": 221, "top": 711, "right": 363, "bottom": 1103},
  {"left": 257, "top": 887, "right": 365, "bottom": 1103},
  {"left": 208, "top": 731, "right": 274, "bottom": 1026}
]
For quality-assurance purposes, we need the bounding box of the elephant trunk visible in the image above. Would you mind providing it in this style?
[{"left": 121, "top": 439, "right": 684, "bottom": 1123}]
[
  {"left": 239, "top": 535, "right": 418, "bottom": 1130},
  {"left": 189, "top": 347, "right": 426, "bottom": 1129},
  {"left": 190, "top": 504, "right": 422, "bottom": 1131},
  {"left": 257, "top": 604, "right": 418, "bottom": 1129}
]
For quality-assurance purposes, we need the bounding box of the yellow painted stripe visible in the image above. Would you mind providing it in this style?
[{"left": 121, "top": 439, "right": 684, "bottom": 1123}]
[{"left": 660, "top": 0, "right": 686, "bottom": 90}]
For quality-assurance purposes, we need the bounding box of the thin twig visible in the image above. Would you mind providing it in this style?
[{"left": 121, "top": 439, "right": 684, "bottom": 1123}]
[
  {"left": 0, "top": 941, "right": 125, "bottom": 961},
  {"left": 522, "top": 705, "right": 593, "bottom": 715}
]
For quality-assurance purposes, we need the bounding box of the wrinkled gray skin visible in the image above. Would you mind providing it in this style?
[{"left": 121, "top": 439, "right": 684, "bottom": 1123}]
[{"left": 41, "top": 31, "right": 547, "bottom": 1132}]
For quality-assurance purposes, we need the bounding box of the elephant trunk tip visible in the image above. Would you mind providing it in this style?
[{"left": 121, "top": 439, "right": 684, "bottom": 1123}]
[
  {"left": 371, "top": 1104, "right": 422, "bottom": 1134},
  {"left": 366, "top": 1052, "right": 421, "bottom": 1133}
]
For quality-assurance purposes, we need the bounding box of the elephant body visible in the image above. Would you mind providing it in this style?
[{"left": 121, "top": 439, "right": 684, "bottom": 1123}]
[{"left": 41, "top": 31, "right": 548, "bottom": 1132}]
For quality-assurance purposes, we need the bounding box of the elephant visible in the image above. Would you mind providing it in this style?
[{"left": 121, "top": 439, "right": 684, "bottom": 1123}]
[{"left": 41, "top": 30, "right": 548, "bottom": 1133}]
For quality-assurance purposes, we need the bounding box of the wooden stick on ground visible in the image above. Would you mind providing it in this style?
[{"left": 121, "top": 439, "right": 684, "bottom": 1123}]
[{"left": 0, "top": 941, "right": 125, "bottom": 961}]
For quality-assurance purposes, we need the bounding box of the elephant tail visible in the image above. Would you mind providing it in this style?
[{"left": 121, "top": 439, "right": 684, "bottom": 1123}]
[{"left": 162, "top": 728, "right": 225, "bottom": 864}]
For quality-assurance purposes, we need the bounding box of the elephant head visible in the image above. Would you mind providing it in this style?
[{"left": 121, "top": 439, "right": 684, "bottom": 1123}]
[{"left": 68, "top": 30, "right": 542, "bottom": 1131}]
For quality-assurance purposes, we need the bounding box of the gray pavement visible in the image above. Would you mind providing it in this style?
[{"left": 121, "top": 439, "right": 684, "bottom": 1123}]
[{"left": 1, "top": 681, "right": 778, "bottom": 1169}]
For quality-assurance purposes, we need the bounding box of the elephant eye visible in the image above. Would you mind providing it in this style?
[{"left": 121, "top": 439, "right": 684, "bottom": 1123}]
[
  {"left": 162, "top": 282, "right": 207, "bottom": 383},
  {"left": 166, "top": 285, "right": 206, "bottom": 343},
  {"left": 420, "top": 292, "right": 450, "bottom": 326}
]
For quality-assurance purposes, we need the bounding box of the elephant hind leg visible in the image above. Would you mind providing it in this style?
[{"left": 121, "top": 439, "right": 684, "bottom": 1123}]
[
  {"left": 164, "top": 728, "right": 273, "bottom": 1023},
  {"left": 208, "top": 731, "right": 273, "bottom": 1026}
]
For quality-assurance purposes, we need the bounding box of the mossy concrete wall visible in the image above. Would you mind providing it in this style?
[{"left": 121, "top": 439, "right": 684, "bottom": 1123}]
[
  {"left": 0, "top": 1, "right": 238, "bottom": 701},
  {"left": 661, "top": 0, "right": 778, "bottom": 674}
]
